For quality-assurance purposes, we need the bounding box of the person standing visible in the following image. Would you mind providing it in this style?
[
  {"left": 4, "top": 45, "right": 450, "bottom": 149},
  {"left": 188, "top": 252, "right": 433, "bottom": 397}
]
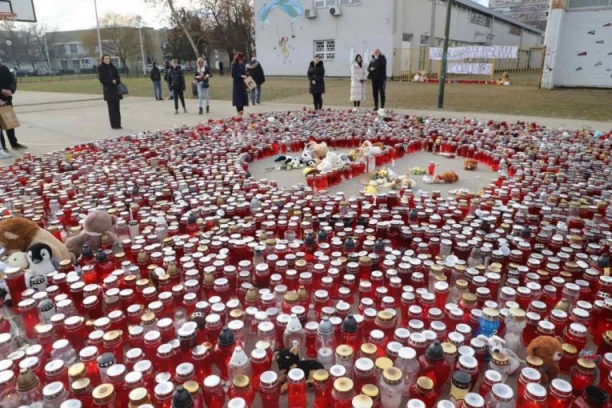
[
  {"left": 246, "top": 57, "right": 265, "bottom": 105},
  {"left": 350, "top": 54, "right": 367, "bottom": 108},
  {"left": 231, "top": 52, "right": 248, "bottom": 116},
  {"left": 98, "top": 55, "right": 122, "bottom": 130},
  {"left": 0, "top": 63, "right": 26, "bottom": 158},
  {"left": 169, "top": 59, "right": 186, "bottom": 114},
  {"left": 164, "top": 60, "right": 173, "bottom": 100},
  {"left": 368, "top": 48, "right": 387, "bottom": 111},
  {"left": 307, "top": 56, "right": 325, "bottom": 110},
  {"left": 150, "top": 62, "right": 163, "bottom": 100},
  {"left": 219, "top": 61, "right": 224, "bottom": 76},
  {"left": 195, "top": 57, "right": 212, "bottom": 115}
]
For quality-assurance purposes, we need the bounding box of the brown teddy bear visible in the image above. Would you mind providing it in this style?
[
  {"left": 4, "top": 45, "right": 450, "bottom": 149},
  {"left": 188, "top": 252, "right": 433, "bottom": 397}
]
[
  {"left": 65, "top": 211, "right": 117, "bottom": 257},
  {"left": 0, "top": 218, "right": 72, "bottom": 262},
  {"left": 527, "top": 335, "right": 563, "bottom": 383},
  {"left": 464, "top": 159, "right": 478, "bottom": 171}
]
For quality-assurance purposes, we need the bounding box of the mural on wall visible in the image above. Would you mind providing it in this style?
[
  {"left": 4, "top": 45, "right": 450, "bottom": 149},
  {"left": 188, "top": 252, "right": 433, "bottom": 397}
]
[
  {"left": 258, "top": 0, "right": 304, "bottom": 24},
  {"left": 555, "top": 10, "right": 612, "bottom": 86},
  {"left": 258, "top": 0, "right": 303, "bottom": 65},
  {"left": 276, "top": 36, "right": 295, "bottom": 64}
]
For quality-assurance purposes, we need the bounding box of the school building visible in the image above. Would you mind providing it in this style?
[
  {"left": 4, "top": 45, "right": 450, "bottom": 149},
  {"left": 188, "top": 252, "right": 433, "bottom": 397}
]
[{"left": 253, "top": 0, "right": 544, "bottom": 78}]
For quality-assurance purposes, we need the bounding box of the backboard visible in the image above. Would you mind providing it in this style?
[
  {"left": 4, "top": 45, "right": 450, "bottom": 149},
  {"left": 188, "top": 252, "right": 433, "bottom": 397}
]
[{"left": 0, "top": 0, "right": 36, "bottom": 22}]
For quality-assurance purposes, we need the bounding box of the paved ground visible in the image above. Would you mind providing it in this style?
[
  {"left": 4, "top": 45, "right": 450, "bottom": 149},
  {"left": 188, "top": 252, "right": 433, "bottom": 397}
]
[{"left": 8, "top": 91, "right": 611, "bottom": 159}]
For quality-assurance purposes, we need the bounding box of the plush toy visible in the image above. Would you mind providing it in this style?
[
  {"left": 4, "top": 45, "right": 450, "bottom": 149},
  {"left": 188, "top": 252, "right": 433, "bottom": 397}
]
[
  {"left": 497, "top": 72, "right": 511, "bottom": 86},
  {"left": 316, "top": 151, "right": 344, "bottom": 173},
  {"left": 274, "top": 155, "right": 311, "bottom": 170},
  {"left": 274, "top": 346, "right": 324, "bottom": 393},
  {"left": 391, "top": 175, "right": 416, "bottom": 190},
  {"left": 0, "top": 218, "right": 72, "bottom": 262},
  {"left": 464, "top": 159, "right": 479, "bottom": 171},
  {"left": 7, "top": 251, "right": 29, "bottom": 270},
  {"left": 300, "top": 144, "right": 314, "bottom": 163},
  {"left": 307, "top": 141, "right": 329, "bottom": 160},
  {"left": 27, "top": 243, "right": 59, "bottom": 277},
  {"left": 65, "top": 211, "right": 117, "bottom": 258},
  {"left": 477, "top": 334, "right": 522, "bottom": 375},
  {"left": 361, "top": 141, "right": 384, "bottom": 156},
  {"left": 527, "top": 335, "right": 563, "bottom": 383}
]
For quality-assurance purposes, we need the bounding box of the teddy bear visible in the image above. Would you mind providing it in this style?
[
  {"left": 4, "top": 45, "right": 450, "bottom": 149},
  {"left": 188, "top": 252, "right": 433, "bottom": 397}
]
[
  {"left": 65, "top": 211, "right": 117, "bottom": 258},
  {"left": 306, "top": 141, "right": 329, "bottom": 160},
  {"left": 527, "top": 335, "right": 563, "bottom": 384},
  {"left": 274, "top": 346, "right": 324, "bottom": 393},
  {"left": 0, "top": 218, "right": 72, "bottom": 262},
  {"left": 464, "top": 159, "right": 478, "bottom": 171},
  {"left": 391, "top": 175, "right": 416, "bottom": 190}
]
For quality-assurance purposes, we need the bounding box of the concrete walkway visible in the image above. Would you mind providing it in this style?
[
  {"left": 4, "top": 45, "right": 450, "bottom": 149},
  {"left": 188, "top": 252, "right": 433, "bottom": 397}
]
[{"left": 4, "top": 91, "right": 611, "bottom": 164}]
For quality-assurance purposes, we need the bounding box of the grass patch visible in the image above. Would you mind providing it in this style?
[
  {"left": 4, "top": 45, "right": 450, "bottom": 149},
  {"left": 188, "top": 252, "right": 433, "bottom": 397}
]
[{"left": 17, "top": 75, "right": 612, "bottom": 121}]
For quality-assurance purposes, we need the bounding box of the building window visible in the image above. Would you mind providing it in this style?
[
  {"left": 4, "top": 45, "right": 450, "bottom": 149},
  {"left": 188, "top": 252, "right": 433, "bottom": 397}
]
[
  {"left": 420, "top": 35, "right": 429, "bottom": 45},
  {"left": 69, "top": 44, "right": 78, "bottom": 54},
  {"left": 314, "top": 40, "right": 335, "bottom": 60},
  {"left": 568, "top": 0, "right": 612, "bottom": 7},
  {"left": 111, "top": 58, "right": 120, "bottom": 67},
  {"left": 314, "top": 0, "right": 335, "bottom": 8},
  {"left": 339, "top": 0, "right": 360, "bottom": 4},
  {"left": 402, "top": 33, "right": 413, "bottom": 42},
  {"left": 509, "top": 26, "right": 521, "bottom": 36},
  {"left": 470, "top": 11, "right": 491, "bottom": 27},
  {"left": 60, "top": 60, "right": 68, "bottom": 70},
  {"left": 81, "top": 59, "right": 89, "bottom": 67}
]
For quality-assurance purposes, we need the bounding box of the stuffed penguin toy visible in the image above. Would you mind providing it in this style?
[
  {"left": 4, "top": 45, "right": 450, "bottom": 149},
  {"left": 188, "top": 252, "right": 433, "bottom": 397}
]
[{"left": 27, "top": 243, "right": 59, "bottom": 277}]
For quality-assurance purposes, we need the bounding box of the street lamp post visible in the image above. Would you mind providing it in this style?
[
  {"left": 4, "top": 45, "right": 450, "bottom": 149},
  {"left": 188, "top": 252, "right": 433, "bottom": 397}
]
[
  {"left": 137, "top": 16, "right": 146, "bottom": 75},
  {"left": 93, "top": 0, "right": 103, "bottom": 57}
]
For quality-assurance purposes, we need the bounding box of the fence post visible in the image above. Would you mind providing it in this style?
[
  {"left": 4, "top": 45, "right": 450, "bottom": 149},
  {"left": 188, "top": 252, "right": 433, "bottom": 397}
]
[{"left": 490, "top": 59, "right": 496, "bottom": 82}]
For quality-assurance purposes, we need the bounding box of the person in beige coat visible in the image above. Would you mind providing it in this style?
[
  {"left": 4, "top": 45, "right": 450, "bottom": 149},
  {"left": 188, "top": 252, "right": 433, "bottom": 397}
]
[{"left": 350, "top": 54, "right": 368, "bottom": 108}]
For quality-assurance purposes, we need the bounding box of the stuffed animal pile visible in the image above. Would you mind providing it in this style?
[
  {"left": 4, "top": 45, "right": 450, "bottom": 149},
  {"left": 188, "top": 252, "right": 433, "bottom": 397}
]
[
  {"left": 363, "top": 168, "right": 417, "bottom": 195},
  {"left": 464, "top": 159, "right": 479, "bottom": 170}
]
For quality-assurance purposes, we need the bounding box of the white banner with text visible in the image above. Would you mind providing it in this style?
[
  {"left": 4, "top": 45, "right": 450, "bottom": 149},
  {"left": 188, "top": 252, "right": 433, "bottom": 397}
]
[
  {"left": 430, "top": 46, "right": 518, "bottom": 60},
  {"left": 447, "top": 63, "right": 494, "bottom": 75}
]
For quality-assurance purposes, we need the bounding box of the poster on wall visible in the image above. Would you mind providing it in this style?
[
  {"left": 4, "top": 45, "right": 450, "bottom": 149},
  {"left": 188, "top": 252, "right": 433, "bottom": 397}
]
[
  {"left": 429, "top": 46, "right": 518, "bottom": 60},
  {"left": 448, "top": 63, "right": 494, "bottom": 75}
]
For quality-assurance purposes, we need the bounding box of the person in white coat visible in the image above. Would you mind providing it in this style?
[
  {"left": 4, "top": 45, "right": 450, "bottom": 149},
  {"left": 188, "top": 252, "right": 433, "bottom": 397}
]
[{"left": 350, "top": 54, "right": 367, "bottom": 108}]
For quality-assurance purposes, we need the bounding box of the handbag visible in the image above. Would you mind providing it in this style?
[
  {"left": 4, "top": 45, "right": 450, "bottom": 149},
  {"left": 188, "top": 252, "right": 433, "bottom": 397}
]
[
  {"left": 244, "top": 76, "right": 257, "bottom": 91},
  {"left": 0, "top": 105, "right": 20, "bottom": 130},
  {"left": 117, "top": 83, "right": 129, "bottom": 96}
]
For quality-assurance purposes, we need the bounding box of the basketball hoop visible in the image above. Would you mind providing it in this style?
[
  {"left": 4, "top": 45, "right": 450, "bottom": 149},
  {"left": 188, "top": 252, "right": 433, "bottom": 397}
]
[{"left": 0, "top": 11, "right": 16, "bottom": 24}]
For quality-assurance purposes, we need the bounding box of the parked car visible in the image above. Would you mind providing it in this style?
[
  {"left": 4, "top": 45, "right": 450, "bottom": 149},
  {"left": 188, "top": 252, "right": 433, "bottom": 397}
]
[
  {"left": 9, "top": 68, "right": 32, "bottom": 77},
  {"left": 34, "top": 68, "right": 60, "bottom": 76}
]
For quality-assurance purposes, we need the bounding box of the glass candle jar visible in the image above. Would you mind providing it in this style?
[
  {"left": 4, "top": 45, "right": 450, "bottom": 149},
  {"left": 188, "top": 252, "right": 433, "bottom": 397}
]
[
  {"left": 92, "top": 383, "right": 117, "bottom": 408},
  {"left": 547, "top": 379, "right": 573, "bottom": 408},
  {"left": 379, "top": 367, "right": 404, "bottom": 408},
  {"left": 259, "top": 371, "right": 280, "bottom": 408},
  {"left": 572, "top": 358, "right": 596, "bottom": 397},
  {"left": 331, "top": 377, "right": 356, "bottom": 408}
]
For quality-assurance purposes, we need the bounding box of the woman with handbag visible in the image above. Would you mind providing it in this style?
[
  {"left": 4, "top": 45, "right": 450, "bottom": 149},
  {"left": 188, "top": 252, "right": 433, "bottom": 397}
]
[
  {"left": 98, "top": 55, "right": 123, "bottom": 129},
  {"left": 231, "top": 52, "right": 248, "bottom": 116},
  {"left": 195, "top": 57, "right": 212, "bottom": 115}
]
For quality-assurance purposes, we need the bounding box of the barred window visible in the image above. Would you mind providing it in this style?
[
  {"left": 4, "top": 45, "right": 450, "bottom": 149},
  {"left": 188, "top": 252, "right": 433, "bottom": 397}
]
[{"left": 314, "top": 40, "right": 335, "bottom": 60}]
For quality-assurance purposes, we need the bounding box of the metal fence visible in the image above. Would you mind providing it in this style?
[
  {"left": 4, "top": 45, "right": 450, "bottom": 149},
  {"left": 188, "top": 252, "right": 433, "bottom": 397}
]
[{"left": 392, "top": 45, "right": 546, "bottom": 87}]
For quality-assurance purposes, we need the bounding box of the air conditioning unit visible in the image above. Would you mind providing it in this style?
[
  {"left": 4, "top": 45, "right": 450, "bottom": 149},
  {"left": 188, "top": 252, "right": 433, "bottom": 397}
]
[
  {"left": 329, "top": 6, "right": 342, "bottom": 16},
  {"left": 305, "top": 8, "right": 317, "bottom": 18}
]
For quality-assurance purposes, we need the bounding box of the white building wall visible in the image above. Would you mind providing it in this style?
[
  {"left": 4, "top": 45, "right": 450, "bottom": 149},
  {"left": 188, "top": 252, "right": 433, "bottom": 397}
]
[
  {"left": 254, "top": 0, "right": 542, "bottom": 78},
  {"left": 254, "top": 0, "right": 395, "bottom": 78},
  {"left": 551, "top": 8, "right": 612, "bottom": 88}
]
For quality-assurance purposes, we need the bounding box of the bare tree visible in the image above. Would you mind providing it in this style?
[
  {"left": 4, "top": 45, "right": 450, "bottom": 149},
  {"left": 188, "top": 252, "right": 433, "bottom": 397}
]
[
  {"left": 199, "top": 0, "right": 255, "bottom": 61},
  {"left": 81, "top": 13, "right": 143, "bottom": 73},
  {"left": 146, "top": 0, "right": 200, "bottom": 59},
  {"left": 31, "top": 24, "right": 63, "bottom": 69}
]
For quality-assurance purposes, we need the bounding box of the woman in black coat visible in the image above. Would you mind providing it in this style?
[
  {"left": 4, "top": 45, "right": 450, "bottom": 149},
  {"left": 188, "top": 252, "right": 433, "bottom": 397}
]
[
  {"left": 307, "top": 56, "right": 325, "bottom": 110},
  {"left": 98, "top": 55, "right": 122, "bottom": 129},
  {"left": 231, "top": 52, "right": 248, "bottom": 116}
]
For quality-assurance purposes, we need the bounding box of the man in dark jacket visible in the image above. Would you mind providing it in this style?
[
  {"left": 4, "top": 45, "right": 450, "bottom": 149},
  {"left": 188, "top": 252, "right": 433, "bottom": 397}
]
[
  {"left": 368, "top": 48, "right": 387, "bottom": 111},
  {"left": 150, "top": 62, "right": 163, "bottom": 100},
  {"left": 169, "top": 59, "right": 186, "bottom": 114},
  {"left": 246, "top": 58, "right": 265, "bottom": 105},
  {"left": 219, "top": 61, "right": 224, "bottom": 76},
  {"left": 163, "top": 60, "right": 173, "bottom": 100},
  {"left": 0, "top": 63, "right": 26, "bottom": 158}
]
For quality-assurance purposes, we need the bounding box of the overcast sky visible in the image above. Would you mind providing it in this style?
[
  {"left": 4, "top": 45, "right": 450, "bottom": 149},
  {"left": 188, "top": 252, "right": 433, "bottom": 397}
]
[
  {"left": 32, "top": 0, "right": 490, "bottom": 31},
  {"left": 32, "top": 0, "right": 168, "bottom": 30}
]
